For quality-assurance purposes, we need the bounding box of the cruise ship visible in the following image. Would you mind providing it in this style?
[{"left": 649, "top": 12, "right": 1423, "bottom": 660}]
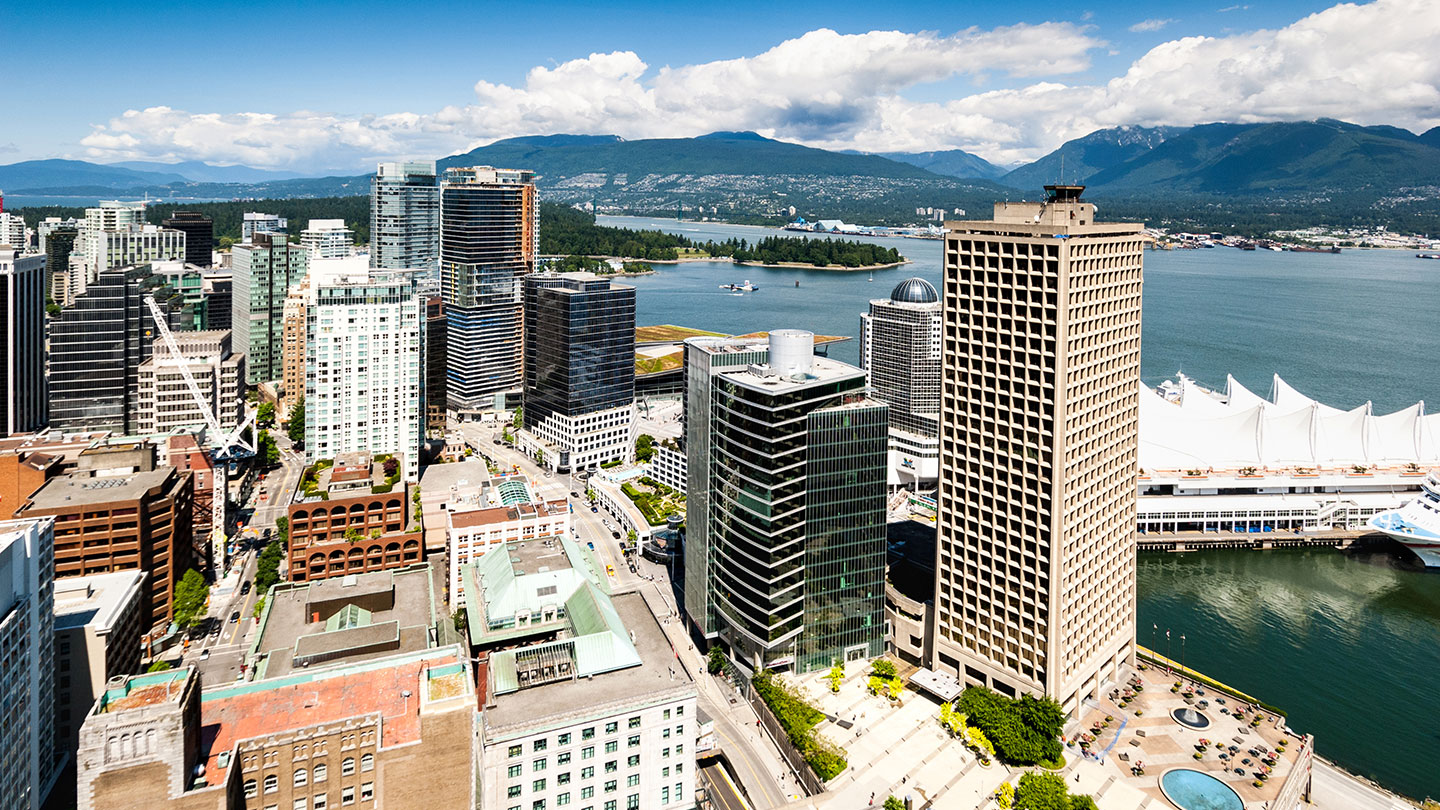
[{"left": 1369, "top": 473, "right": 1440, "bottom": 566}]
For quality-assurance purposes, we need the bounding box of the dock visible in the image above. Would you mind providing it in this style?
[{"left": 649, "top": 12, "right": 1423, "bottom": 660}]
[{"left": 1136, "top": 528, "right": 1388, "bottom": 553}]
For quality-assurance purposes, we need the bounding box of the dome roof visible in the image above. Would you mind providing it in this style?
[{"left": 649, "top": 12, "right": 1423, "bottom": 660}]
[{"left": 890, "top": 277, "right": 938, "bottom": 304}]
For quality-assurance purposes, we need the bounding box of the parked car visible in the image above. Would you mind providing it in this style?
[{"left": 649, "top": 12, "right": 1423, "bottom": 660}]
[{"left": 606, "top": 565, "right": 615, "bottom": 577}]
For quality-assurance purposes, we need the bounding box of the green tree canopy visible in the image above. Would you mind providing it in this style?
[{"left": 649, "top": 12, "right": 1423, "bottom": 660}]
[
  {"left": 957, "top": 686, "right": 1065, "bottom": 766},
  {"left": 147, "top": 659, "right": 174, "bottom": 672},
  {"left": 286, "top": 396, "right": 305, "bottom": 445},
  {"left": 258, "top": 430, "right": 279, "bottom": 467},
  {"left": 172, "top": 569, "right": 208, "bottom": 628},
  {"left": 256, "top": 401, "right": 275, "bottom": 427}
]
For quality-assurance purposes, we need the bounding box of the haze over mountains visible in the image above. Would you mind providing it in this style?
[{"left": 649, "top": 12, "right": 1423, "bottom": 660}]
[{"left": 6, "top": 119, "right": 1440, "bottom": 228}]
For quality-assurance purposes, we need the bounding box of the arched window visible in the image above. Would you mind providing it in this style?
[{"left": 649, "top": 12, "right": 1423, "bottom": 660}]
[
  {"left": 314, "top": 762, "right": 328, "bottom": 782},
  {"left": 264, "top": 773, "right": 278, "bottom": 794},
  {"left": 342, "top": 757, "right": 356, "bottom": 776},
  {"left": 294, "top": 767, "right": 308, "bottom": 787},
  {"left": 244, "top": 779, "right": 257, "bottom": 798},
  {"left": 361, "top": 753, "right": 374, "bottom": 772}
]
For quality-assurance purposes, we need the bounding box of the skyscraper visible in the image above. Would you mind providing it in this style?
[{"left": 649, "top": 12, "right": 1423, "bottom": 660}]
[
  {"left": 440, "top": 166, "right": 536, "bottom": 413},
  {"left": 0, "top": 247, "right": 46, "bottom": 434},
  {"left": 425, "top": 296, "right": 447, "bottom": 435},
  {"left": 240, "top": 211, "right": 287, "bottom": 242},
  {"left": 930, "top": 185, "right": 1143, "bottom": 715},
  {"left": 371, "top": 161, "right": 440, "bottom": 271},
  {"left": 0, "top": 516, "right": 59, "bottom": 810},
  {"left": 521, "top": 272, "right": 636, "bottom": 471},
  {"left": 300, "top": 218, "right": 354, "bottom": 259},
  {"left": 305, "top": 270, "right": 425, "bottom": 481},
  {"left": 860, "top": 277, "right": 942, "bottom": 488},
  {"left": 48, "top": 266, "right": 191, "bottom": 433},
  {"left": 232, "top": 232, "right": 309, "bottom": 385},
  {"left": 39, "top": 222, "right": 77, "bottom": 303},
  {"left": 162, "top": 210, "right": 214, "bottom": 267},
  {"left": 69, "top": 202, "right": 185, "bottom": 302},
  {"left": 684, "top": 330, "right": 889, "bottom": 673}
]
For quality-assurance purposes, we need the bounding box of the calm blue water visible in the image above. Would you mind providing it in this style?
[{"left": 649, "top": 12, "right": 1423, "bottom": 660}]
[
  {"left": 604, "top": 215, "right": 1440, "bottom": 413},
  {"left": 604, "top": 215, "right": 1440, "bottom": 800},
  {"left": 1161, "top": 768, "right": 1244, "bottom": 810}
]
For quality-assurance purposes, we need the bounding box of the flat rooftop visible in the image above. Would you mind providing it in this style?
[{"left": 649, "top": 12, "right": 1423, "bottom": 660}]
[
  {"left": 719, "top": 354, "right": 866, "bottom": 394},
  {"left": 484, "top": 591, "right": 694, "bottom": 733},
  {"left": 449, "top": 499, "right": 568, "bottom": 529},
  {"left": 54, "top": 570, "right": 146, "bottom": 632},
  {"left": 27, "top": 468, "right": 175, "bottom": 510}
]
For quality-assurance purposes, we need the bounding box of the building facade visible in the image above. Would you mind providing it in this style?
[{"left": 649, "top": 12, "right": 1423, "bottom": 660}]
[
  {"left": 684, "top": 331, "right": 889, "bottom": 673},
  {"left": 930, "top": 185, "right": 1143, "bottom": 716},
  {"left": 446, "top": 499, "right": 569, "bottom": 601},
  {"left": 285, "top": 464, "right": 422, "bottom": 584},
  {"left": 425, "top": 296, "right": 447, "bottom": 435},
  {"left": 522, "top": 272, "right": 636, "bottom": 471},
  {"left": 137, "top": 329, "right": 245, "bottom": 435},
  {"left": 0, "top": 247, "right": 46, "bottom": 434},
  {"left": 232, "top": 232, "right": 309, "bottom": 385},
  {"left": 163, "top": 212, "right": 214, "bottom": 268},
  {"left": 0, "top": 517, "right": 59, "bottom": 810},
  {"left": 48, "top": 266, "right": 191, "bottom": 433},
  {"left": 860, "top": 277, "right": 942, "bottom": 488},
  {"left": 304, "top": 272, "right": 424, "bottom": 481},
  {"left": 41, "top": 223, "right": 77, "bottom": 304},
  {"left": 68, "top": 201, "right": 147, "bottom": 301},
  {"left": 440, "top": 166, "right": 537, "bottom": 412},
  {"left": 240, "top": 212, "right": 286, "bottom": 242},
  {"left": 53, "top": 571, "right": 146, "bottom": 758},
  {"left": 371, "top": 161, "right": 439, "bottom": 272},
  {"left": 300, "top": 219, "right": 354, "bottom": 259}
]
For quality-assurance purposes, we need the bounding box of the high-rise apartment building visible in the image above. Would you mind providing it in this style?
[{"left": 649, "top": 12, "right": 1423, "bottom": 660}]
[
  {"left": 48, "top": 267, "right": 191, "bottom": 433},
  {"left": 0, "top": 517, "right": 59, "bottom": 810},
  {"left": 300, "top": 218, "right": 353, "bottom": 259},
  {"left": 424, "top": 296, "right": 446, "bottom": 434},
  {"left": 305, "top": 271, "right": 424, "bottom": 481},
  {"left": 40, "top": 222, "right": 78, "bottom": 303},
  {"left": 371, "top": 161, "right": 439, "bottom": 271},
  {"left": 162, "top": 211, "right": 214, "bottom": 267},
  {"left": 69, "top": 202, "right": 187, "bottom": 302},
  {"left": 0, "top": 247, "right": 46, "bottom": 434},
  {"left": 440, "top": 166, "right": 536, "bottom": 412},
  {"left": 0, "top": 211, "right": 26, "bottom": 250},
  {"left": 232, "top": 232, "right": 309, "bottom": 385},
  {"left": 521, "top": 272, "right": 635, "bottom": 471},
  {"left": 860, "top": 277, "right": 942, "bottom": 488},
  {"left": 930, "top": 185, "right": 1143, "bottom": 715},
  {"left": 137, "top": 329, "right": 245, "bottom": 435},
  {"left": 684, "top": 331, "right": 889, "bottom": 673},
  {"left": 240, "top": 211, "right": 286, "bottom": 242}
]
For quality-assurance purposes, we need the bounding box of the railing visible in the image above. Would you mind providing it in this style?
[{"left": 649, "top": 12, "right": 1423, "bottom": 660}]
[{"left": 1270, "top": 734, "right": 1314, "bottom": 810}]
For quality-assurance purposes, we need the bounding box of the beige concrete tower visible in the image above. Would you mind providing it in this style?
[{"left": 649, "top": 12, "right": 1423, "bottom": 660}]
[{"left": 930, "top": 185, "right": 1143, "bottom": 716}]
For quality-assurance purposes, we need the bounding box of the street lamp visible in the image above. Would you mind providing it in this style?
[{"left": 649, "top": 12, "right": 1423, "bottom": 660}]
[
  {"left": 1180, "top": 634, "right": 1187, "bottom": 683},
  {"left": 1165, "top": 630, "right": 1172, "bottom": 675}
]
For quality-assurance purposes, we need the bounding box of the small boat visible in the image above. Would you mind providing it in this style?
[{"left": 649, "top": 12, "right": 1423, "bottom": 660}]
[
  {"left": 719, "top": 281, "right": 759, "bottom": 292},
  {"left": 1418, "top": 253, "right": 1440, "bottom": 260},
  {"left": 1269, "top": 246, "right": 1284, "bottom": 252},
  {"left": 1288, "top": 246, "right": 1341, "bottom": 254},
  {"left": 1240, "top": 243, "right": 1257, "bottom": 251}
]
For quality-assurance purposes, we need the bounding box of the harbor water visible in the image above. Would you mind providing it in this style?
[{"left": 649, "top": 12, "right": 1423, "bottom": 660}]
[{"left": 601, "top": 214, "right": 1440, "bottom": 800}]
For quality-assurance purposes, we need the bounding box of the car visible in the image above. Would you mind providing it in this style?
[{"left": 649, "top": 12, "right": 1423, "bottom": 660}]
[
  {"left": 591, "top": 507, "right": 598, "bottom": 513},
  {"left": 611, "top": 531, "right": 621, "bottom": 540},
  {"left": 587, "top": 542, "right": 595, "bottom": 550},
  {"left": 199, "top": 649, "right": 210, "bottom": 660},
  {"left": 606, "top": 565, "right": 615, "bottom": 577},
  {"left": 240, "top": 582, "right": 252, "bottom": 596},
  {"left": 570, "top": 491, "right": 580, "bottom": 498},
  {"left": 229, "top": 611, "right": 240, "bottom": 624}
]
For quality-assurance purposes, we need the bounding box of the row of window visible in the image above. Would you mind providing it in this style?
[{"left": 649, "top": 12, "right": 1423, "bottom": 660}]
[
  {"left": 506, "top": 785, "right": 682, "bottom": 810},
  {"left": 245, "top": 755, "right": 373, "bottom": 795},
  {"left": 253, "top": 782, "right": 373, "bottom": 810},
  {"left": 506, "top": 710, "right": 684, "bottom": 758}
]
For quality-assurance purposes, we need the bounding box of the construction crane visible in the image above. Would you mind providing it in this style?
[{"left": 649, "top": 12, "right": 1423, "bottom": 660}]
[{"left": 144, "top": 295, "right": 255, "bottom": 572}]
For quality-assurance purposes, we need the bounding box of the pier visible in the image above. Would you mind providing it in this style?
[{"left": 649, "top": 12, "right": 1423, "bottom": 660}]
[{"left": 1136, "top": 528, "right": 1388, "bottom": 553}]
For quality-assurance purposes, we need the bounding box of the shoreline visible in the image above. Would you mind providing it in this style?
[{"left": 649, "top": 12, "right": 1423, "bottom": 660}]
[{"left": 733, "top": 259, "right": 910, "bottom": 272}]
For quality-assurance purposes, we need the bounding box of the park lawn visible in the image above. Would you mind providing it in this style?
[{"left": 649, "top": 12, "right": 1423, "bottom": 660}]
[{"left": 635, "top": 324, "right": 727, "bottom": 342}]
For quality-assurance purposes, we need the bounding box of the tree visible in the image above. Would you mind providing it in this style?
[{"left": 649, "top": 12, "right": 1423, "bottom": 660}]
[
  {"left": 512, "top": 407, "right": 523, "bottom": 429},
  {"left": 501, "top": 426, "right": 513, "bottom": 443},
  {"left": 453, "top": 608, "right": 469, "bottom": 635},
  {"left": 1069, "top": 797, "right": 1099, "bottom": 810},
  {"left": 626, "top": 529, "right": 637, "bottom": 546},
  {"left": 172, "top": 568, "right": 208, "bottom": 628},
  {"left": 884, "top": 797, "right": 905, "bottom": 810},
  {"left": 258, "top": 430, "right": 279, "bottom": 467},
  {"left": 536, "top": 448, "right": 544, "bottom": 466},
  {"left": 147, "top": 660, "right": 174, "bottom": 673},
  {"left": 707, "top": 646, "right": 727, "bottom": 675},
  {"left": 286, "top": 396, "right": 305, "bottom": 445},
  {"left": 254, "top": 540, "right": 284, "bottom": 594},
  {"left": 252, "top": 595, "right": 266, "bottom": 618},
  {"left": 275, "top": 516, "right": 289, "bottom": 544},
  {"left": 996, "top": 782, "right": 1015, "bottom": 810},
  {"left": 871, "top": 658, "right": 897, "bottom": 678},
  {"left": 256, "top": 401, "right": 275, "bottom": 428},
  {"left": 1012, "top": 772, "right": 1069, "bottom": 810},
  {"left": 957, "top": 686, "right": 1064, "bottom": 766},
  {"left": 635, "top": 433, "right": 656, "bottom": 462}
]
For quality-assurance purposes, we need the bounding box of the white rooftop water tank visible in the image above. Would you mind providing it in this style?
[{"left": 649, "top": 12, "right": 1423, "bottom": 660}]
[{"left": 769, "top": 329, "right": 814, "bottom": 377}]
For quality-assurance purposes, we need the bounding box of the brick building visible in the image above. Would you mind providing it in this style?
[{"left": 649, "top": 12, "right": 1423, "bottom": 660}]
[{"left": 287, "top": 453, "right": 422, "bottom": 583}]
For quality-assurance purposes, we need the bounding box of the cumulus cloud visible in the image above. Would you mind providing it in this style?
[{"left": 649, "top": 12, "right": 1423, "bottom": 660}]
[
  {"left": 1129, "top": 19, "right": 1176, "bottom": 32},
  {"left": 78, "top": 0, "right": 1440, "bottom": 169}
]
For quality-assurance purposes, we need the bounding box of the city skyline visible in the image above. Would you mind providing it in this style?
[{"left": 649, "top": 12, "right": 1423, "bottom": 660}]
[{"left": 3, "top": 0, "right": 1434, "bottom": 171}]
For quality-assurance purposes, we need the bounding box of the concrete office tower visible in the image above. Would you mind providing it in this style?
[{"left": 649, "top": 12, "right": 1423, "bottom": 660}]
[
  {"left": 522, "top": 272, "right": 636, "bottom": 471},
  {"left": 137, "top": 330, "right": 245, "bottom": 435},
  {"left": 48, "top": 267, "right": 191, "bottom": 433},
  {"left": 0, "top": 517, "right": 59, "bottom": 810},
  {"left": 53, "top": 571, "right": 145, "bottom": 760},
  {"left": 930, "top": 185, "right": 1143, "bottom": 715},
  {"left": 305, "top": 271, "right": 425, "bottom": 482},
  {"left": 860, "top": 277, "right": 943, "bottom": 488},
  {"left": 161, "top": 211, "right": 213, "bottom": 267},
  {"left": 69, "top": 201, "right": 185, "bottom": 301},
  {"left": 371, "top": 161, "right": 440, "bottom": 271},
  {"left": 240, "top": 211, "right": 287, "bottom": 241},
  {"left": 0, "top": 248, "right": 46, "bottom": 434},
  {"left": 40, "top": 222, "right": 77, "bottom": 303},
  {"left": 440, "top": 166, "right": 537, "bottom": 412},
  {"left": 300, "top": 218, "right": 354, "bottom": 259},
  {"left": 232, "top": 232, "right": 309, "bottom": 385},
  {"left": 684, "top": 331, "right": 889, "bottom": 673}
]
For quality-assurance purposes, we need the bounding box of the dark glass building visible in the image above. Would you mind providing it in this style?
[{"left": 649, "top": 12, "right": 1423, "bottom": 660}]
[
  {"left": 162, "top": 211, "right": 214, "bottom": 267},
  {"left": 522, "top": 272, "right": 635, "bottom": 471},
  {"left": 425, "top": 296, "right": 447, "bottom": 435},
  {"left": 49, "top": 266, "right": 192, "bottom": 432},
  {"left": 685, "top": 330, "right": 888, "bottom": 673}
]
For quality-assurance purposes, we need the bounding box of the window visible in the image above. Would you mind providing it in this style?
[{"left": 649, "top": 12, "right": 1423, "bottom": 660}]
[
  {"left": 662, "top": 767, "right": 670, "bottom": 778},
  {"left": 582, "top": 728, "right": 595, "bottom": 740},
  {"left": 676, "top": 706, "right": 684, "bottom": 717},
  {"left": 265, "top": 774, "right": 279, "bottom": 794},
  {"left": 509, "top": 765, "right": 523, "bottom": 778},
  {"left": 534, "top": 739, "right": 548, "bottom": 752},
  {"left": 627, "top": 736, "right": 639, "bottom": 749},
  {"left": 342, "top": 758, "right": 356, "bottom": 776},
  {"left": 581, "top": 787, "right": 595, "bottom": 799},
  {"left": 675, "top": 763, "right": 683, "bottom": 774},
  {"left": 558, "top": 773, "right": 571, "bottom": 785},
  {"left": 557, "top": 794, "right": 571, "bottom": 806},
  {"left": 662, "top": 729, "right": 670, "bottom": 739},
  {"left": 360, "top": 754, "right": 373, "bottom": 772},
  {"left": 244, "top": 780, "right": 257, "bottom": 798},
  {"left": 533, "top": 779, "right": 547, "bottom": 793},
  {"left": 510, "top": 745, "right": 524, "bottom": 758},
  {"left": 605, "top": 802, "right": 617, "bottom": 810},
  {"left": 605, "top": 742, "right": 617, "bottom": 754},
  {"left": 627, "top": 756, "right": 639, "bottom": 768},
  {"left": 509, "top": 787, "right": 522, "bottom": 799},
  {"left": 604, "top": 780, "right": 617, "bottom": 793},
  {"left": 533, "top": 802, "right": 546, "bottom": 810},
  {"left": 662, "top": 786, "right": 671, "bottom": 805},
  {"left": 315, "top": 794, "right": 328, "bottom": 810},
  {"left": 662, "top": 748, "right": 670, "bottom": 759},
  {"left": 582, "top": 747, "right": 595, "bottom": 760},
  {"left": 342, "top": 786, "right": 355, "bottom": 806},
  {"left": 294, "top": 799, "right": 308, "bottom": 810},
  {"left": 558, "top": 753, "right": 571, "bottom": 766},
  {"left": 534, "top": 758, "right": 547, "bottom": 772},
  {"left": 314, "top": 763, "right": 328, "bottom": 783},
  {"left": 581, "top": 767, "right": 594, "bottom": 780},
  {"left": 558, "top": 733, "right": 571, "bottom": 746},
  {"left": 675, "top": 783, "right": 683, "bottom": 799},
  {"left": 295, "top": 769, "right": 309, "bottom": 787},
  {"left": 676, "top": 745, "right": 684, "bottom": 755},
  {"left": 627, "top": 717, "right": 641, "bottom": 729},
  {"left": 663, "top": 709, "right": 671, "bottom": 720},
  {"left": 606, "top": 761, "right": 617, "bottom": 774},
  {"left": 626, "top": 775, "right": 639, "bottom": 788},
  {"left": 626, "top": 795, "right": 639, "bottom": 810},
  {"left": 675, "top": 725, "right": 684, "bottom": 736},
  {"left": 605, "top": 722, "right": 618, "bottom": 734},
  {"left": 360, "top": 783, "right": 373, "bottom": 802}
]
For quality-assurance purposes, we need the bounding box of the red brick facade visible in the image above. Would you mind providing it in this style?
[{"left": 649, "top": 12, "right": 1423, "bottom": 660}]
[{"left": 287, "top": 488, "right": 422, "bottom": 582}]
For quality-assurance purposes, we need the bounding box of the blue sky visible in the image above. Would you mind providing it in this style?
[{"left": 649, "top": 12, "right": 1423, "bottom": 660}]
[{"left": 6, "top": 0, "right": 1435, "bottom": 171}]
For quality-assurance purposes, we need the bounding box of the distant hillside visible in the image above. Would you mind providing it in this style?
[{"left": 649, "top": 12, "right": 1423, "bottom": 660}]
[
  {"left": 1002, "top": 126, "right": 1182, "bottom": 191},
  {"left": 1082, "top": 119, "right": 1440, "bottom": 193},
  {"left": 871, "top": 149, "right": 1007, "bottom": 181},
  {"left": 108, "top": 160, "right": 309, "bottom": 183},
  {"left": 0, "top": 159, "right": 188, "bottom": 191}
]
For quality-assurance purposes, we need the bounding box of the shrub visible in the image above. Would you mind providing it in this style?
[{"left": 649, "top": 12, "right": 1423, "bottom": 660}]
[
  {"left": 707, "top": 646, "right": 726, "bottom": 675},
  {"left": 751, "top": 670, "right": 846, "bottom": 780},
  {"left": 871, "top": 658, "right": 897, "bottom": 678},
  {"left": 884, "top": 797, "right": 905, "bottom": 810},
  {"left": 1012, "top": 771, "right": 1067, "bottom": 810},
  {"left": 996, "top": 782, "right": 1015, "bottom": 810},
  {"left": 956, "top": 686, "right": 1064, "bottom": 766}
]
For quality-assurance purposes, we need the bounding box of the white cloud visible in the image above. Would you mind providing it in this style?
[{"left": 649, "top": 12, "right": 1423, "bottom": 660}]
[
  {"left": 77, "top": 0, "right": 1440, "bottom": 170},
  {"left": 1129, "top": 18, "right": 1176, "bottom": 32}
]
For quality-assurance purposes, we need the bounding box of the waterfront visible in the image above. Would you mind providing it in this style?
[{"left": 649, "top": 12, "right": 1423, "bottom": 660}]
[
  {"left": 1137, "top": 547, "right": 1440, "bottom": 803},
  {"left": 604, "top": 215, "right": 1440, "bottom": 412}
]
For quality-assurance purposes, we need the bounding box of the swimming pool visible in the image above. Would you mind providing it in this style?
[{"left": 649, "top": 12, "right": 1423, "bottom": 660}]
[{"left": 1159, "top": 769, "right": 1243, "bottom": 810}]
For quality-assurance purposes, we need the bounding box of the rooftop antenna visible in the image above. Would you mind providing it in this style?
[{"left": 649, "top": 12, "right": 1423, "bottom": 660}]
[{"left": 1060, "top": 155, "right": 1065, "bottom": 185}]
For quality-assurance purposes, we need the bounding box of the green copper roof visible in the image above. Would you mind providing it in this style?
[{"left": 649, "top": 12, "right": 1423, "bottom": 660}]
[{"left": 325, "top": 604, "right": 372, "bottom": 632}]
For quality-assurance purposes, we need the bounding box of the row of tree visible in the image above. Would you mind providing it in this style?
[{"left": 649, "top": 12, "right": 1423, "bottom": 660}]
[
  {"left": 537, "top": 202, "right": 693, "bottom": 259},
  {"left": 698, "top": 235, "right": 903, "bottom": 267}
]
